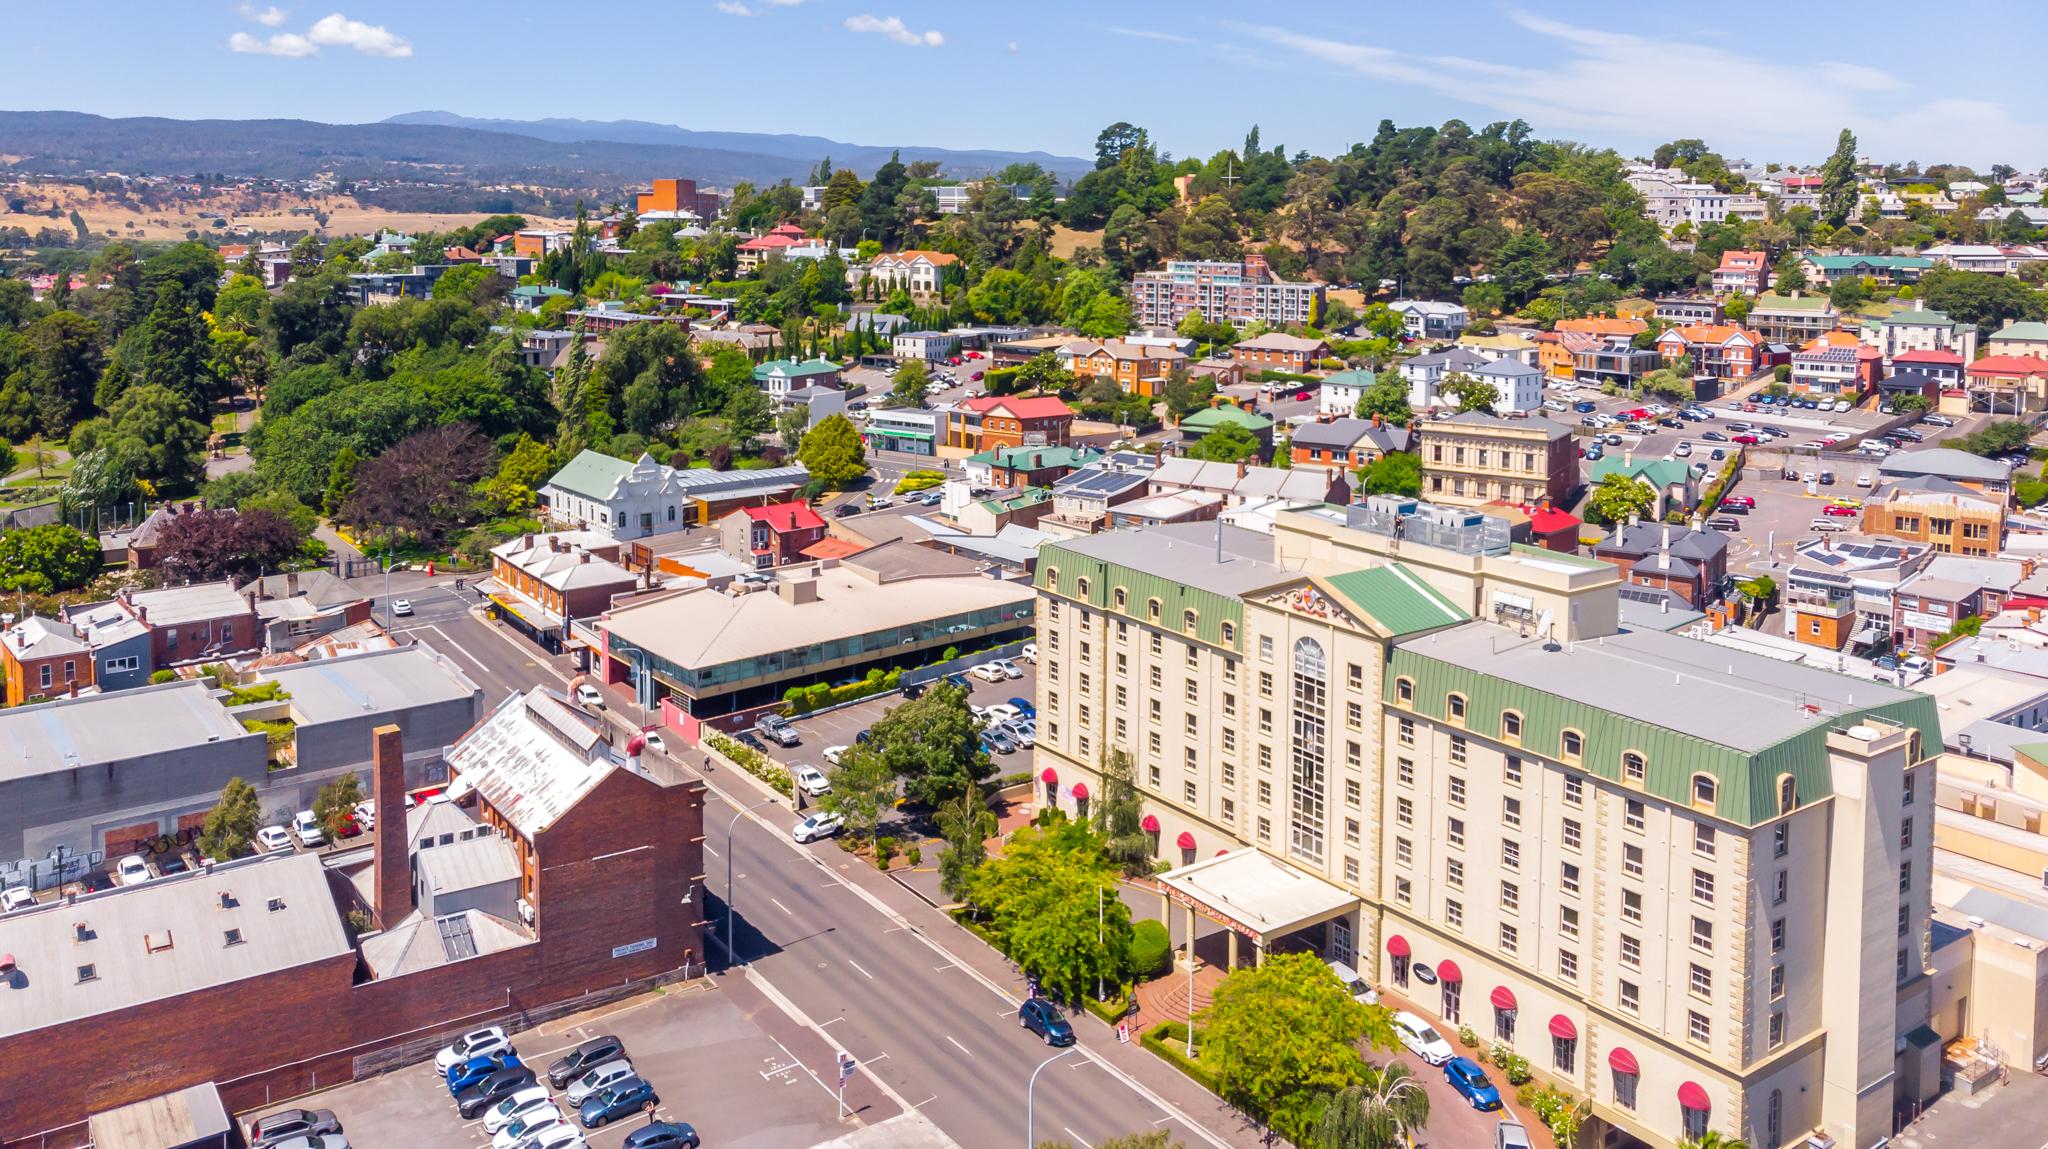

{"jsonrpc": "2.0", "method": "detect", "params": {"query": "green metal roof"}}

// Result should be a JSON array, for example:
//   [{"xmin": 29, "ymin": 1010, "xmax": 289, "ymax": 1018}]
[
  {"xmin": 1323, "ymin": 369, "xmax": 1379, "ymax": 388},
  {"xmin": 1590, "ymin": 457, "xmax": 1693, "ymax": 489},
  {"xmin": 966, "ymin": 445, "xmax": 1099, "ymax": 470},
  {"xmin": 1180, "ymin": 406, "xmax": 1276, "ymax": 433},
  {"xmin": 1034, "ymin": 538, "xmax": 1251, "ymax": 650},
  {"xmin": 1990, "ymin": 321, "xmax": 2048, "ymax": 343},
  {"xmin": 544, "ymin": 449, "xmax": 635, "ymax": 500},
  {"xmin": 1883, "ymin": 308, "xmax": 1958, "ymax": 327},
  {"xmin": 977, "ymin": 487, "xmax": 1053, "ymax": 514},
  {"xmin": 753, "ymin": 358, "xmax": 843, "ymax": 379},
  {"xmin": 1753, "ymin": 294, "xmax": 1833, "ymax": 311},
  {"xmin": 1322, "ymin": 565, "xmax": 1469, "ymax": 637},
  {"xmin": 1804, "ymin": 255, "xmax": 1933, "ymax": 271}
]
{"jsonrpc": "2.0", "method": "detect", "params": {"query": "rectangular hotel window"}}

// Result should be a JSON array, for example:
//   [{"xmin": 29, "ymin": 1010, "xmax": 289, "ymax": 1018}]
[
  {"xmin": 1503, "ymin": 797, "xmax": 1522, "ymax": 828},
  {"xmin": 1395, "ymin": 877, "xmax": 1412, "ymax": 904},
  {"xmin": 1344, "ymin": 856, "xmax": 1359, "ymax": 884},
  {"xmin": 1501, "ymin": 840, "xmax": 1520, "ymax": 870},
  {"xmin": 1396, "ymin": 837, "xmax": 1413, "ymax": 866},
  {"xmin": 1621, "ymin": 889, "xmax": 1642, "ymax": 923},
  {"xmin": 1447, "ymin": 817, "xmax": 1465, "ymax": 847},
  {"xmin": 1448, "ymin": 776, "xmax": 1466, "ymax": 806},
  {"xmin": 1560, "ymin": 862, "xmax": 1580, "ymax": 895},
  {"xmin": 1564, "ymin": 775, "xmax": 1583, "ymax": 805},
  {"xmin": 1624, "ymin": 799, "xmax": 1645, "ymax": 831},
  {"xmin": 1257, "ymin": 780, "xmax": 1272, "ymax": 806},
  {"xmin": 1447, "ymin": 858, "xmax": 1464, "ymax": 888},
  {"xmin": 1691, "ymin": 916, "xmax": 1713, "ymax": 953},
  {"xmin": 1499, "ymin": 923, "xmax": 1518, "ymax": 955},
  {"xmin": 1449, "ymin": 735, "xmax": 1467, "ymax": 765},
  {"xmin": 1347, "ymin": 701, "xmax": 1364, "ymax": 729},
  {"xmin": 1504, "ymin": 755, "xmax": 1522, "ymax": 785},
  {"xmin": 1184, "ymin": 780, "xmax": 1197, "ymax": 803},
  {"xmin": 1445, "ymin": 899, "xmax": 1463, "ymax": 929},
  {"xmin": 1619, "ymin": 934, "xmax": 1641, "ymax": 969},
  {"xmin": 1398, "ymin": 717, "xmax": 1414, "ymax": 746},
  {"xmin": 1396, "ymin": 798, "xmax": 1413, "ymax": 826},
  {"xmin": 1622, "ymin": 843, "xmax": 1644, "ymax": 877},
  {"xmin": 1560, "ymin": 906, "xmax": 1579, "ymax": 939},
  {"xmin": 1562, "ymin": 818, "xmax": 1582, "ymax": 851},
  {"xmin": 1257, "ymin": 817, "xmax": 1270, "ymax": 842},
  {"xmin": 1500, "ymin": 881, "xmax": 1519, "ymax": 912},
  {"xmin": 1772, "ymin": 918, "xmax": 1786, "ymax": 953},
  {"xmin": 1347, "ymin": 663, "xmax": 1363, "ymax": 690},
  {"xmin": 1618, "ymin": 980, "xmax": 1639, "ymax": 1014},
  {"xmin": 1346, "ymin": 779, "xmax": 1362, "ymax": 808}
]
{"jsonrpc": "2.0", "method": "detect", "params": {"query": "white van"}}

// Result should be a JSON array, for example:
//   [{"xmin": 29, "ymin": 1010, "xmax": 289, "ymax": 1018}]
[{"xmin": 1326, "ymin": 960, "xmax": 1380, "ymax": 1005}]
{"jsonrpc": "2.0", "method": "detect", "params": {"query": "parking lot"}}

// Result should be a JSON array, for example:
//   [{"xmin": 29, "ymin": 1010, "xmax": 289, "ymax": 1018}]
[{"xmin": 246, "ymin": 985, "xmax": 860, "ymax": 1149}]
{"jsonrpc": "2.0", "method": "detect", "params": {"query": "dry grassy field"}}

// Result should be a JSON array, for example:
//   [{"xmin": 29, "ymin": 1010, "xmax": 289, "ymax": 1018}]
[{"xmin": 1, "ymin": 183, "xmax": 565, "ymax": 243}]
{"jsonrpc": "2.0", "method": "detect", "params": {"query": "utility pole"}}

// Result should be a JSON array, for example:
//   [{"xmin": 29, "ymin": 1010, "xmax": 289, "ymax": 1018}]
[{"xmin": 724, "ymin": 798, "xmax": 778, "ymax": 965}]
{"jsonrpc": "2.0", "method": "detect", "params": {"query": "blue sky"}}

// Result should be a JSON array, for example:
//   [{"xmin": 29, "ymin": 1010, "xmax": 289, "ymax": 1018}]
[{"xmin": 3, "ymin": 1, "xmax": 2040, "ymax": 168}]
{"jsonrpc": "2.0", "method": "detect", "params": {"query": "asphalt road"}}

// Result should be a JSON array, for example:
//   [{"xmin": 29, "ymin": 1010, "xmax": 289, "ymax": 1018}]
[{"xmin": 376, "ymin": 590, "xmax": 1230, "ymax": 1149}]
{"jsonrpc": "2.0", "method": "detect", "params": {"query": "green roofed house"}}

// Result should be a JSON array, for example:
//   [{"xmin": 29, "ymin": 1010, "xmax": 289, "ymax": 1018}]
[
  {"xmin": 1589, "ymin": 454, "xmax": 1701, "ymax": 517},
  {"xmin": 510, "ymin": 284, "xmax": 572, "ymax": 313},
  {"xmin": 1177, "ymin": 405, "xmax": 1276, "ymax": 453},
  {"xmin": 954, "ymin": 485, "xmax": 1053, "ymax": 534},
  {"xmin": 1031, "ymin": 502, "xmax": 1943, "ymax": 1149},
  {"xmin": 752, "ymin": 357, "xmax": 844, "ymax": 397},
  {"xmin": 1747, "ymin": 292, "xmax": 1839, "ymax": 344},
  {"xmin": 1987, "ymin": 320, "xmax": 2048, "ymax": 360},
  {"xmin": 962, "ymin": 445, "xmax": 1101, "ymax": 490},
  {"xmin": 1797, "ymin": 252, "xmax": 1934, "ymax": 288}
]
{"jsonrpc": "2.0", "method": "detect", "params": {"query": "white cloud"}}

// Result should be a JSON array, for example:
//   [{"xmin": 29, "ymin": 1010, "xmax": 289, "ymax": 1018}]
[
  {"xmin": 716, "ymin": 1, "xmax": 750, "ymax": 12},
  {"xmin": 306, "ymin": 12, "xmax": 412, "ymax": 57},
  {"xmin": 1105, "ymin": 27, "xmax": 1194, "ymax": 45},
  {"xmin": 237, "ymin": 2, "xmax": 288, "ymax": 26},
  {"xmin": 228, "ymin": 30, "xmax": 317, "ymax": 56},
  {"xmin": 1231, "ymin": 12, "xmax": 1968, "ymax": 160},
  {"xmin": 1007, "ymin": 40, "xmax": 1019, "ymax": 54},
  {"xmin": 845, "ymin": 14, "xmax": 943, "ymax": 48}
]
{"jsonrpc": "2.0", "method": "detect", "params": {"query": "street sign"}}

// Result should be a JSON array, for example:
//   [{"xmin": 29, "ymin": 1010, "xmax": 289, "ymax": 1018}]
[
  {"xmin": 1116, "ymin": 1021, "xmax": 1130, "ymax": 1045},
  {"xmin": 838, "ymin": 1055, "xmax": 857, "ymax": 1086}
]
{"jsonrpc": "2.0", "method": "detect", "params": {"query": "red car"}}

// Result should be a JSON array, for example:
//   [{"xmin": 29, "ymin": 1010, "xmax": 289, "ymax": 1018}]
[
  {"xmin": 1823, "ymin": 504, "xmax": 1858, "ymax": 517},
  {"xmin": 1722, "ymin": 495, "xmax": 1756, "ymax": 509},
  {"xmin": 1619, "ymin": 408, "xmax": 1649, "ymax": 421},
  {"xmin": 1732, "ymin": 434, "xmax": 1763, "ymax": 445}
]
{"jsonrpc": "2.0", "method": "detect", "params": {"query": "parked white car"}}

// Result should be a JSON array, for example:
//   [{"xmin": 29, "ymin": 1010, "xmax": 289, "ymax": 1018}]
[
  {"xmin": 821, "ymin": 746, "xmax": 849, "ymax": 766},
  {"xmin": 1393, "ymin": 1010, "xmax": 1456, "ymax": 1065},
  {"xmin": 574, "ymin": 683, "xmax": 605, "ymax": 709},
  {"xmin": 353, "ymin": 799, "xmax": 377, "ymax": 832},
  {"xmin": 483, "ymin": 1087, "xmax": 555, "ymax": 1134},
  {"xmin": 292, "ymin": 810, "xmax": 326, "ymax": 848},
  {"xmin": 0, "ymin": 885, "xmax": 32, "ymax": 912},
  {"xmin": 435, "ymin": 1026, "xmax": 511, "ymax": 1072},
  {"xmin": 257, "ymin": 825, "xmax": 294, "ymax": 852},
  {"xmin": 983, "ymin": 703, "xmax": 1022, "ymax": 726},
  {"xmin": 794, "ymin": 765, "xmax": 831, "ymax": 796},
  {"xmin": 991, "ymin": 658, "xmax": 1023, "ymax": 679},
  {"xmin": 492, "ymin": 1106, "xmax": 567, "ymax": 1149},
  {"xmin": 968, "ymin": 663, "xmax": 1007, "ymax": 683},
  {"xmin": 1019, "ymin": 642, "xmax": 1038, "ymax": 663},
  {"xmin": 791, "ymin": 813, "xmax": 844, "ymax": 844},
  {"xmin": 116, "ymin": 854, "xmax": 152, "ymax": 886}
]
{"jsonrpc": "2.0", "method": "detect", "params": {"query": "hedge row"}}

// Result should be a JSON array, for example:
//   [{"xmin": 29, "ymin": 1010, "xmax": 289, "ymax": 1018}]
[
  {"xmin": 1080, "ymin": 992, "xmax": 1133, "ymax": 1027},
  {"xmin": 1255, "ymin": 369, "xmax": 1320, "ymax": 384},
  {"xmin": 782, "ymin": 668, "xmax": 904, "ymax": 716},
  {"xmin": 1140, "ymin": 1022, "xmax": 1221, "ymax": 1094},
  {"xmin": 706, "ymin": 731, "xmax": 793, "ymax": 797}
]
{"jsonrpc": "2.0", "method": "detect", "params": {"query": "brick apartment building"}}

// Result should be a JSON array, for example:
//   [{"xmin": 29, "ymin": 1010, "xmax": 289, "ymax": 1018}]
[
  {"xmin": 1860, "ymin": 483, "xmax": 2005, "ymax": 557},
  {"xmin": 944, "ymin": 394, "xmax": 1077, "ymax": 451},
  {"xmin": 1060, "ymin": 340, "xmax": 1185, "ymax": 397},
  {"xmin": 0, "ymin": 698, "xmax": 705, "ymax": 1143},
  {"xmin": 718, "ymin": 501, "xmax": 828, "ymax": 568},
  {"xmin": 1127, "ymin": 254, "xmax": 1325, "ymax": 330},
  {"xmin": 1592, "ymin": 521, "xmax": 1731, "ymax": 608},
  {"xmin": 1231, "ymin": 332, "xmax": 1330, "ymax": 373},
  {"xmin": 1655, "ymin": 324, "xmax": 1763, "ymax": 383},
  {"xmin": 488, "ymin": 531, "xmax": 638, "ymax": 637},
  {"xmin": 0, "ymin": 616, "xmax": 92, "ymax": 706},
  {"xmin": 635, "ymin": 177, "xmax": 722, "ymax": 220},
  {"xmin": 1712, "ymin": 250, "xmax": 1770, "ymax": 294},
  {"xmin": 63, "ymin": 582, "xmax": 261, "ymax": 686}
]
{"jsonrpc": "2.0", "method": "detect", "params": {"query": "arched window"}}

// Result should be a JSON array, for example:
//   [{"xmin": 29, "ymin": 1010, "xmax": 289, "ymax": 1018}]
[
  {"xmin": 1909, "ymin": 730, "xmax": 1924, "ymax": 762},
  {"xmin": 1447, "ymin": 692, "xmax": 1468, "ymax": 721},
  {"xmin": 1622, "ymin": 751, "xmax": 1646, "ymax": 784},
  {"xmin": 1288, "ymin": 638, "xmax": 1330, "ymax": 863},
  {"xmin": 1501, "ymin": 710, "xmax": 1524, "ymax": 741},
  {"xmin": 1147, "ymin": 598, "xmax": 1163, "ymax": 622},
  {"xmin": 1076, "ymin": 577, "xmax": 1090, "ymax": 597},
  {"xmin": 1395, "ymin": 677, "xmax": 1414, "ymax": 705},
  {"xmin": 1220, "ymin": 621, "xmax": 1236, "ymax": 648},
  {"xmin": 1113, "ymin": 587, "xmax": 1128, "ymax": 609},
  {"xmin": 1183, "ymin": 608, "xmax": 1198, "ymax": 634},
  {"xmin": 1561, "ymin": 730, "xmax": 1584, "ymax": 760},
  {"xmin": 1692, "ymin": 773, "xmax": 1718, "ymax": 809},
  {"xmin": 1778, "ymin": 775, "xmax": 1798, "ymax": 814},
  {"xmin": 1046, "ymin": 567, "xmax": 1060, "ymax": 593}
]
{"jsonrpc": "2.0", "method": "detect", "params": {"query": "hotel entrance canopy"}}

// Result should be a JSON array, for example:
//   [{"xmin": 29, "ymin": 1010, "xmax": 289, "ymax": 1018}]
[{"xmin": 1157, "ymin": 848, "xmax": 1360, "ymax": 964}]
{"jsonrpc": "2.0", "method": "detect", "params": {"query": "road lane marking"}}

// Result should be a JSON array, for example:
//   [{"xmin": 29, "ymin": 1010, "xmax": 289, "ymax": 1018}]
[
  {"xmin": 770, "ymin": 896, "xmax": 793, "ymax": 916},
  {"xmin": 1064, "ymin": 1128, "xmax": 1092, "ymax": 1148},
  {"xmin": 703, "ymin": 843, "xmax": 720, "ymax": 858},
  {"xmin": 944, "ymin": 1034, "xmax": 974, "ymax": 1058},
  {"xmin": 932, "ymin": 962, "xmax": 955, "ymax": 971},
  {"xmin": 817, "ymin": 1016, "xmax": 844, "ymax": 1027},
  {"xmin": 911, "ymin": 1095, "xmax": 938, "ymax": 1110},
  {"xmin": 846, "ymin": 958, "xmax": 875, "ymax": 980}
]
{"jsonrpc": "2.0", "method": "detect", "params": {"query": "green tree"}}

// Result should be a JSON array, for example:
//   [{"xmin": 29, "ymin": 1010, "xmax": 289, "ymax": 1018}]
[
  {"xmin": 133, "ymin": 281, "xmax": 219, "ymax": 414},
  {"xmin": 322, "ymin": 445, "xmax": 361, "ymax": 518},
  {"xmin": 1200, "ymin": 952, "xmax": 1395, "ymax": 1141},
  {"xmin": 1828, "ymin": 275, "xmax": 1868, "ymax": 311},
  {"xmin": 1311, "ymin": 1063, "xmax": 1432, "ymax": 1149},
  {"xmin": 1818, "ymin": 129, "xmax": 1861, "ymax": 227},
  {"xmin": 796, "ymin": 413, "xmax": 868, "ymax": 489},
  {"xmin": 1352, "ymin": 377, "xmax": 1412, "ymax": 427},
  {"xmin": 312, "ymin": 771, "xmax": 365, "ymax": 840},
  {"xmin": 1014, "ymin": 352, "xmax": 1074, "ymax": 395},
  {"xmin": 822, "ymin": 743, "xmax": 896, "ymax": 852},
  {"xmin": 1460, "ymin": 282, "xmax": 1506, "ymax": 318},
  {"xmin": 430, "ymin": 263, "xmax": 495, "ymax": 304},
  {"xmin": 1161, "ymin": 370, "xmax": 1216, "ymax": 421},
  {"xmin": 196, "ymin": 776, "xmax": 263, "ymax": 862},
  {"xmin": 867, "ymin": 681, "xmax": 993, "ymax": 806},
  {"xmin": 1438, "ymin": 373, "xmax": 1499, "ymax": 415},
  {"xmin": 1585, "ymin": 473, "xmax": 1658, "ymax": 524},
  {"xmin": 1092, "ymin": 748, "xmax": 1153, "ymax": 876},
  {"xmin": 1737, "ymin": 574, "xmax": 1778, "ymax": 605},
  {"xmin": 1076, "ymin": 293, "xmax": 1133, "ymax": 338},
  {"xmin": 964, "ymin": 823, "xmax": 1131, "ymax": 1004},
  {"xmin": 69, "ymin": 383, "xmax": 209, "ymax": 495},
  {"xmin": 1185, "ymin": 421, "xmax": 1261, "ymax": 463},
  {"xmin": 723, "ymin": 385, "xmax": 774, "ymax": 450},
  {"xmin": 1357, "ymin": 451, "xmax": 1422, "ymax": 497},
  {"xmin": 890, "ymin": 359, "xmax": 931, "ymax": 408},
  {"xmin": 1774, "ymin": 253, "xmax": 1808, "ymax": 293},
  {"xmin": 1677, "ymin": 1134, "xmax": 1750, "ymax": 1149},
  {"xmin": 25, "ymin": 311, "xmax": 103, "ymax": 433},
  {"xmin": 1955, "ymin": 418, "xmax": 2035, "ymax": 456},
  {"xmin": 937, "ymin": 789, "xmax": 996, "ymax": 902},
  {"xmin": 0, "ymin": 524, "xmax": 101, "ymax": 594}
]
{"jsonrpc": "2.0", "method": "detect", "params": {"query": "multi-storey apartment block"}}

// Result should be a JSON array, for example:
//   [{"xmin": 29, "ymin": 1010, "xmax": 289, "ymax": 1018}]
[
  {"xmin": 1127, "ymin": 254, "xmax": 1324, "ymax": 331},
  {"xmin": 1032, "ymin": 500, "xmax": 1942, "ymax": 1149}
]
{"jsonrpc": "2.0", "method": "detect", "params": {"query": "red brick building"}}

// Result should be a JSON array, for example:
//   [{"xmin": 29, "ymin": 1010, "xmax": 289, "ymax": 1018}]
[
  {"xmin": 944, "ymin": 394, "xmax": 1076, "ymax": 451},
  {"xmin": 0, "ymin": 700, "xmax": 705, "ymax": 1143},
  {"xmin": 1231, "ymin": 332, "xmax": 1330, "ymax": 373},
  {"xmin": 0, "ymin": 616, "xmax": 92, "ymax": 706},
  {"xmin": 718, "ymin": 502, "xmax": 828, "ymax": 568},
  {"xmin": 1654, "ymin": 323, "xmax": 1762, "ymax": 383}
]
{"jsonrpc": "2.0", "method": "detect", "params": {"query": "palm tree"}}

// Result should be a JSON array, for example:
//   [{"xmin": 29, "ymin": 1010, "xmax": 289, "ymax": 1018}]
[
  {"xmin": 1312, "ymin": 1062, "xmax": 1430, "ymax": 1149},
  {"xmin": 1679, "ymin": 1133, "xmax": 1749, "ymax": 1149}
]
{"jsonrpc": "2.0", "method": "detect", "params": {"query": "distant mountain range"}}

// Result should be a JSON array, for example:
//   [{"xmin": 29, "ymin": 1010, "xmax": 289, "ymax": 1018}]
[
  {"xmin": 0, "ymin": 110, "xmax": 1088, "ymax": 191},
  {"xmin": 382, "ymin": 111, "xmax": 1091, "ymax": 179}
]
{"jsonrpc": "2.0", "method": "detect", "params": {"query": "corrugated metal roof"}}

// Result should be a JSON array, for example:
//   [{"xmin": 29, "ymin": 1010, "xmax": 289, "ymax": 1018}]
[
  {"xmin": 417, "ymin": 832, "xmax": 520, "ymax": 895},
  {"xmin": 444, "ymin": 690, "xmax": 612, "ymax": 837},
  {"xmin": 1322, "ymin": 565, "xmax": 1470, "ymax": 637}
]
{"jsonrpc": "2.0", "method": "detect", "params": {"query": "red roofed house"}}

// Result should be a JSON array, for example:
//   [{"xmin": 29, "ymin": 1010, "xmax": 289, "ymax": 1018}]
[
  {"xmin": 1965, "ymin": 354, "xmax": 2048, "ymax": 416},
  {"xmin": 1655, "ymin": 323, "xmax": 1762, "ymax": 383},
  {"xmin": 869, "ymin": 250, "xmax": 960, "ymax": 296},
  {"xmin": 1712, "ymin": 250, "xmax": 1770, "ymax": 295},
  {"xmin": 944, "ymin": 394, "xmax": 1076, "ymax": 451},
  {"xmin": 1487, "ymin": 499, "xmax": 1584, "ymax": 553},
  {"xmin": 719, "ymin": 501, "xmax": 828, "ymax": 569},
  {"xmin": 737, "ymin": 229, "xmax": 810, "ymax": 273}
]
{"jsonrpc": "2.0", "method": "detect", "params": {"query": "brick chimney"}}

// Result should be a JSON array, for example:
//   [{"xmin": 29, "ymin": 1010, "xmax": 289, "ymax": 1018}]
[{"xmin": 371, "ymin": 725, "xmax": 409, "ymax": 929}]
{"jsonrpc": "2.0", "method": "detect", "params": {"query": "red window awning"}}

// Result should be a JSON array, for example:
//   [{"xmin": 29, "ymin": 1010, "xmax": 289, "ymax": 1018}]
[
  {"xmin": 1548, "ymin": 1014, "xmax": 1578, "ymax": 1040},
  {"xmin": 1175, "ymin": 831, "xmax": 1196, "ymax": 850},
  {"xmin": 1435, "ymin": 959, "xmax": 1462, "ymax": 983},
  {"xmin": 1678, "ymin": 1081, "xmax": 1711, "ymax": 1112},
  {"xmin": 1490, "ymin": 986, "xmax": 1517, "ymax": 1011},
  {"xmin": 1039, "ymin": 767, "xmax": 1057, "ymax": 784},
  {"xmin": 1071, "ymin": 782, "xmax": 1089, "ymax": 800},
  {"xmin": 1141, "ymin": 814, "xmax": 1160, "ymax": 833},
  {"xmin": 1607, "ymin": 1047, "xmax": 1640, "ymax": 1076},
  {"xmin": 1386, "ymin": 934, "xmax": 1410, "ymax": 958}
]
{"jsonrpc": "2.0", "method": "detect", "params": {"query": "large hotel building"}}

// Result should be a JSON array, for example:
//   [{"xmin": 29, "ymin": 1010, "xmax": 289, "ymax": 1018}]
[
  {"xmin": 1126, "ymin": 254, "xmax": 1325, "ymax": 331},
  {"xmin": 1032, "ymin": 498, "xmax": 1940, "ymax": 1149}
]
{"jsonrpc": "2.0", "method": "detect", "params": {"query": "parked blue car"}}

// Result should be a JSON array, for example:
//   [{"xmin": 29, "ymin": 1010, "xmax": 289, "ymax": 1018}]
[
  {"xmin": 449, "ymin": 1052, "xmax": 523, "ymax": 1094},
  {"xmin": 579, "ymin": 1076, "xmax": 660, "ymax": 1128},
  {"xmin": 1444, "ymin": 1056, "xmax": 1502, "ymax": 1111},
  {"xmin": 1007, "ymin": 697, "xmax": 1036, "ymax": 718}
]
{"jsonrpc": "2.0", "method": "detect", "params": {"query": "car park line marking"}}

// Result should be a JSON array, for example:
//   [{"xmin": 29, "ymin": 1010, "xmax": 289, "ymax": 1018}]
[
  {"xmin": 702, "ymin": 843, "xmax": 719, "ymax": 858},
  {"xmin": 845, "ymin": 958, "xmax": 875, "ymax": 980},
  {"xmin": 818, "ymin": 1016, "xmax": 845, "ymax": 1027},
  {"xmin": 944, "ymin": 1034, "xmax": 975, "ymax": 1058},
  {"xmin": 1064, "ymin": 1128, "xmax": 1093, "ymax": 1148},
  {"xmin": 770, "ymin": 896, "xmax": 793, "ymax": 916},
  {"xmin": 912, "ymin": 1094, "xmax": 939, "ymax": 1110}
]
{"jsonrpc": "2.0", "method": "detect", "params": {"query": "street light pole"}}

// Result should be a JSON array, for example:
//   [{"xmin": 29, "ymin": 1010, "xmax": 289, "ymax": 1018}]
[
  {"xmin": 1097, "ymin": 885, "xmax": 1105, "ymax": 1003},
  {"xmin": 724, "ymin": 797, "xmax": 778, "ymax": 966},
  {"xmin": 1024, "ymin": 1047, "xmax": 1077, "ymax": 1149},
  {"xmin": 1186, "ymin": 946, "xmax": 1196, "ymax": 1059}
]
